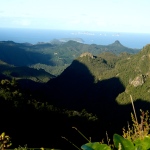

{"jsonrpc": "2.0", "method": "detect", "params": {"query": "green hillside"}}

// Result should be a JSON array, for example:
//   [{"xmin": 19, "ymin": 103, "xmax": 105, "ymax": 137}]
[
  {"xmin": 43, "ymin": 44, "xmax": 150, "ymax": 115},
  {"xmin": 0, "ymin": 40, "xmax": 140, "ymax": 76},
  {"xmin": 0, "ymin": 40, "xmax": 149, "ymax": 150},
  {"xmin": 73, "ymin": 44, "xmax": 150, "ymax": 105},
  {"xmin": 115, "ymin": 44, "xmax": 150, "ymax": 104},
  {"xmin": 0, "ymin": 60, "xmax": 54, "ymax": 83}
]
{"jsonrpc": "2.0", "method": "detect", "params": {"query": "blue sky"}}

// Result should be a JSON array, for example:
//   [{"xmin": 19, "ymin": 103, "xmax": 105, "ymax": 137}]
[{"xmin": 0, "ymin": 0, "xmax": 150, "ymax": 33}]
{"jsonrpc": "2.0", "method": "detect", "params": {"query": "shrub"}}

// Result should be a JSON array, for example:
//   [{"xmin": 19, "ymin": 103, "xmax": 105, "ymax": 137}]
[
  {"xmin": 0, "ymin": 132, "xmax": 12, "ymax": 150},
  {"xmin": 81, "ymin": 96, "xmax": 150, "ymax": 150}
]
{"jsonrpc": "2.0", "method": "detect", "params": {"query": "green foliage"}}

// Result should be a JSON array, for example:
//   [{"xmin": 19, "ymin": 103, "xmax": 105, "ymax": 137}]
[
  {"xmin": 0, "ymin": 62, "xmax": 54, "ymax": 83},
  {"xmin": 0, "ymin": 78, "xmax": 98, "ymax": 121},
  {"xmin": 29, "ymin": 63, "xmax": 68, "ymax": 76},
  {"xmin": 134, "ymin": 137, "xmax": 150, "ymax": 150},
  {"xmin": 81, "ymin": 142, "xmax": 111, "ymax": 150},
  {"xmin": 113, "ymin": 134, "xmax": 135, "ymax": 150},
  {"xmin": 81, "ymin": 109, "xmax": 150, "ymax": 150},
  {"xmin": 0, "ymin": 79, "xmax": 25, "ymax": 107},
  {"xmin": 0, "ymin": 132, "xmax": 12, "ymax": 150},
  {"xmin": 122, "ymin": 110, "xmax": 150, "ymax": 141},
  {"xmin": 75, "ymin": 53, "xmax": 118, "ymax": 82},
  {"xmin": 81, "ymin": 135, "xmax": 135, "ymax": 150},
  {"xmin": 0, "ymin": 79, "xmax": 20, "ymax": 99},
  {"xmin": 14, "ymin": 144, "xmax": 28, "ymax": 150}
]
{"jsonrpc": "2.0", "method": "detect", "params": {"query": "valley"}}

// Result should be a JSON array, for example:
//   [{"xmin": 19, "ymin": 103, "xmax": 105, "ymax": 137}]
[{"xmin": 1, "ymin": 40, "xmax": 150, "ymax": 150}]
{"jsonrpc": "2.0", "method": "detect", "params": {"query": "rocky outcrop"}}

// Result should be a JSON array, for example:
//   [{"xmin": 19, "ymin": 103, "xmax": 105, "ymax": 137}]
[
  {"xmin": 80, "ymin": 52, "xmax": 93, "ymax": 58},
  {"xmin": 130, "ymin": 74, "xmax": 144, "ymax": 87}
]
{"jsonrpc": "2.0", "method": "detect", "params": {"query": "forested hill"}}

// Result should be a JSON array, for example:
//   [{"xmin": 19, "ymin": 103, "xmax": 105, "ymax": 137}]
[
  {"xmin": 0, "ymin": 40, "xmax": 141, "ymax": 76},
  {"xmin": 45, "ymin": 44, "xmax": 150, "ymax": 117},
  {"xmin": 0, "ymin": 40, "xmax": 149, "ymax": 149},
  {"xmin": 34, "ymin": 45, "xmax": 150, "ymax": 149}
]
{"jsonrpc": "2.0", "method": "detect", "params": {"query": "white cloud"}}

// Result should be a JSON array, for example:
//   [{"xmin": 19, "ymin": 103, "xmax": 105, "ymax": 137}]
[
  {"xmin": 70, "ymin": 19, "xmax": 81, "ymax": 25},
  {"xmin": 12, "ymin": 19, "xmax": 31, "ymax": 27},
  {"xmin": 20, "ymin": 20, "xmax": 31, "ymax": 26}
]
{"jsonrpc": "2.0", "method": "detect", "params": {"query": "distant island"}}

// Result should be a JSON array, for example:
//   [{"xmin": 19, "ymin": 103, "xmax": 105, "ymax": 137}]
[
  {"xmin": 57, "ymin": 38, "xmax": 84, "ymax": 43},
  {"xmin": 37, "ymin": 38, "xmax": 85, "ymax": 45}
]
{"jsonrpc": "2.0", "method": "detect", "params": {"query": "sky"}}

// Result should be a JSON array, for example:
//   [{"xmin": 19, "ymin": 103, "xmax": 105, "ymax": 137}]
[{"xmin": 0, "ymin": 0, "xmax": 150, "ymax": 33}]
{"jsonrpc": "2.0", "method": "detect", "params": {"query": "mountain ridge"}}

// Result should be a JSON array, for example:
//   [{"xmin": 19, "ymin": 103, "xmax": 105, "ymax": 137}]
[
  {"xmin": 0, "ymin": 41, "xmax": 149, "ymax": 149},
  {"xmin": 0, "ymin": 40, "xmax": 141, "ymax": 76},
  {"xmin": 44, "ymin": 44, "xmax": 150, "ymax": 111}
]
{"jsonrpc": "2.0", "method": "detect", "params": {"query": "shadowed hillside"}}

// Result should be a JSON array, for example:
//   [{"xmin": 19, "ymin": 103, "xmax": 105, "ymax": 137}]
[
  {"xmin": 0, "ymin": 60, "xmax": 55, "ymax": 83},
  {"xmin": 43, "ymin": 47, "xmax": 150, "ymax": 145},
  {"xmin": 0, "ymin": 41, "xmax": 54, "ymax": 66}
]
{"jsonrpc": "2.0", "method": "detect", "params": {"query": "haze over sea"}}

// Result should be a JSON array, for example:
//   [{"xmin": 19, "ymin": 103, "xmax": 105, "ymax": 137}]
[{"xmin": 0, "ymin": 28, "xmax": 150, "ymax": 49}]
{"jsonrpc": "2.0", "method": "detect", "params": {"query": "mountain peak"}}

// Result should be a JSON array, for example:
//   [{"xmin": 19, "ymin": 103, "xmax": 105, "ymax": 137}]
[
  {"xmin": 108, "ymin": 40, "xmax": 123, "ymax": 47},
  {"xmin": 114, "ymin": 40, "xmax": 121, "ymax": 44}
]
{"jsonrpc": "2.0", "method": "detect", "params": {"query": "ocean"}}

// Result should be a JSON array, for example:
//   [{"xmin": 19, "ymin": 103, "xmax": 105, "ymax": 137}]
[{"xmin": 0, "ymin": 28, "xmax": 150, "ymax": 49}]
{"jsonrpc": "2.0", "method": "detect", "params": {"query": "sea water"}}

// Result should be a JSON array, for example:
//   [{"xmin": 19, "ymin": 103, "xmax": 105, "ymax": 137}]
[{"xmin": 0, "ymin": 28, "xmax": 150, "ymax": 49}]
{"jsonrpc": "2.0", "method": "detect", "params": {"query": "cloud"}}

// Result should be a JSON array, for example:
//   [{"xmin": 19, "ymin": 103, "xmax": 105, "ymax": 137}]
[
  {"xmin": 94, "ymin": 19, "xmax": 105, "ymax": 26},
  {"xmin": 12, "ymin": 19, "xmax": 31, "ymax": 26},
  {"xmin": 20, "ymin": 20, "xmax": 31, "ymax": 26},
  {"xmin": 80, "ymin": 13, "xmax": 88, "ymax": 16},
  {"xmin": 69, "ymin": 19, "xmax": 81, "ymax": 25},
  {"xmin": 0, "ymin": 10, "xmax": 5, "ymax": 17}
]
